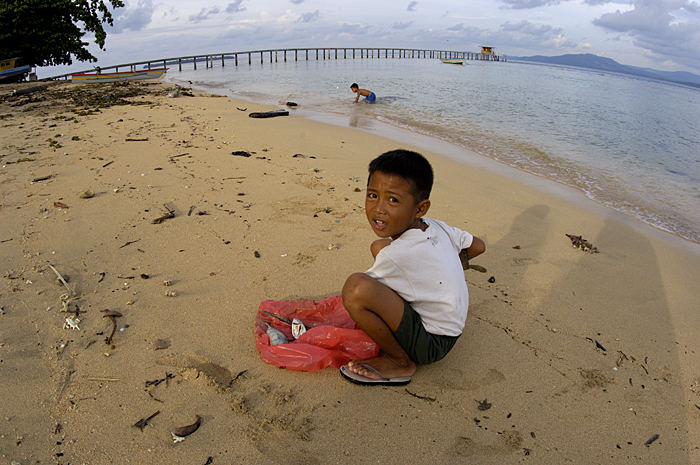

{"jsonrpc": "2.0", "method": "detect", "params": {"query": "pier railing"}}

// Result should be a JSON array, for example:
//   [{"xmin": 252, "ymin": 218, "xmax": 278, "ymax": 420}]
[{"xmin": 44, "ymin": 47, "xmax": 507, "ymax": 81}]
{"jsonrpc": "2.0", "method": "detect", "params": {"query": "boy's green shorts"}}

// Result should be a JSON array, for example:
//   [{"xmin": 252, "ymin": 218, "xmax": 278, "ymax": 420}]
[{"xmin": 393, "ymin": 300, "xmax": 460, "ymax": 365}]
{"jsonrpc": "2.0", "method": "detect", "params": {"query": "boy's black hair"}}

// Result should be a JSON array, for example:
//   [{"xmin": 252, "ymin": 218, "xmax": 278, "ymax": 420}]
[
  {"xmin": 350, "ymin": 83, "xmax": 358, "ymax": 89},
  {"xmin": 368, "ymin": 149, "xmax": 433, "ymax": 202}
]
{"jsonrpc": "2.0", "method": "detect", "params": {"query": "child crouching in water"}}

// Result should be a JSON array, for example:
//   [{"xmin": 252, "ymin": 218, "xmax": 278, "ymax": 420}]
[
  {"xmin": 350, "ymin": 83, "xmax": 376, "ymax": 103},
  {"xmin": 341, "ymin": 149, "xmax": 485, "ymax": 385}
]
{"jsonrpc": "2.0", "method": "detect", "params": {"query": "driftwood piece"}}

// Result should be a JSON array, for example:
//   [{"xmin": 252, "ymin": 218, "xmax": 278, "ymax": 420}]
[
  {"xmin": 48, "ymin": 264, "xmax": 75, "ymax": 295},
  {"xmin": 152, "ymin": 203, "xmax": 176, "ymax": 224}
]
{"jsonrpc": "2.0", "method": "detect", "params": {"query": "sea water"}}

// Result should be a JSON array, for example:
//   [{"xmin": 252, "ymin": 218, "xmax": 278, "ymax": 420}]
[{"xmin": 166, "ymin": 57, "xmax": 700, "ymax": 244}]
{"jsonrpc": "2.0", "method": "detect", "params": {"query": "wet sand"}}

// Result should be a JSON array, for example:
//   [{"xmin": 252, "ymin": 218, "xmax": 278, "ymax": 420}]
[{"xmin": 1, "ymin": 80, "xmax": 698, "ymax": 464}]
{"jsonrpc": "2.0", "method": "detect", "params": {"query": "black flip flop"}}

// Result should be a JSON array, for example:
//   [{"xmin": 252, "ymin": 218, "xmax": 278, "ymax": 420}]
[{"xmin": 340, "ymin": 364, "xmax": 411, "ymax": 386}]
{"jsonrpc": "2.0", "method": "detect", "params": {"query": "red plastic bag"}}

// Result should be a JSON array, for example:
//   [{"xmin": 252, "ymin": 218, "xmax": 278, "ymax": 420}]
[{"xmin": 255, "ymin": 295, "xmax": 379, "ymax": 371}]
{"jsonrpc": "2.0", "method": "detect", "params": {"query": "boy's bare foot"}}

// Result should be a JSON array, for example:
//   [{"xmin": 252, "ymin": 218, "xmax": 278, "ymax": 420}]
[{"xmin": 347, "ymin": 355, "xmax": 416, "ymax": 381}]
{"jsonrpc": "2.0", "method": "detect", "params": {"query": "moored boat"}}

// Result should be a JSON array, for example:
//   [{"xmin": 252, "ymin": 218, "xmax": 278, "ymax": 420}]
[
  {"xmin": 71, "ymin": 67, "xmax": 167, "ymax": 83},
  {"xmin": 440, "ymin": 58, "xmax": 464, "ymax": 65},
  {"xmin": 0, "ymin": 57, "xmax": 31, "ymax": 82}
]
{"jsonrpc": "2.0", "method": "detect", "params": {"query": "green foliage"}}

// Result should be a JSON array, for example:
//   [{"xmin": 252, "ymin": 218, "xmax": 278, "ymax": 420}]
[{"xmin": 0, "ymin": 0, "xmax": 125, "ymax": 67}]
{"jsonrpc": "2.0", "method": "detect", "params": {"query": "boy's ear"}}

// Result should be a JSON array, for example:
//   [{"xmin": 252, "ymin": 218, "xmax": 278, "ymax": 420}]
[{"xmin": 415, "ymin": 199, "xmax": 430, "ymax": 218}]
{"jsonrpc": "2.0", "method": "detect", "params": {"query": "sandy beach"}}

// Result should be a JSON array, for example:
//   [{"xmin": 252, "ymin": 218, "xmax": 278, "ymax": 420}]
[{"xmin": 1, "ymin": 80, "xmax": 698, "ymax": 464}]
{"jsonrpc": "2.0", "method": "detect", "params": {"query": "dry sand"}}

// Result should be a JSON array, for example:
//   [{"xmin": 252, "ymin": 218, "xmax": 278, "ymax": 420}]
[{"xmin": 0, "ymin": 80, "xmax": 698, "ymax": 464}]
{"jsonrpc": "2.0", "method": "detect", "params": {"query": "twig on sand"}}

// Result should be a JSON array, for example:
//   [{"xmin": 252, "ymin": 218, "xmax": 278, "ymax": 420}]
[
  {"xmin": 152, "ymin": 203, "xmax": 176, "ymax": 224},
  {"xmin": 405, "ymin": 389, "xmax": 436, "ymax": 401},
  {"xmin": 133, "ymin": 410, "xmax": 161, "ymax": 431},
  {"xmin": 102, "ymin": 310, "xmax": 123, "ymax": 345},
  {"xmin": 48, "ymin": 263, "xmax": 75, "ymax": 295}
]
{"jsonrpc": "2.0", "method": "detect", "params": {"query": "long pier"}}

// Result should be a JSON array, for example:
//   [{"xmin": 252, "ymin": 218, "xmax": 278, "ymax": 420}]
[{"xmin": 45, "ymin": 47, "xmax": 506, "ymax": 80}]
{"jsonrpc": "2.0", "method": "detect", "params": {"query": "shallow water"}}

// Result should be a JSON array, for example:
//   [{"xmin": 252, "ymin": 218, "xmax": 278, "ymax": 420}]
[{"xmin": 167, "ymin": 57, "xmax": 700, "ymax": 243}]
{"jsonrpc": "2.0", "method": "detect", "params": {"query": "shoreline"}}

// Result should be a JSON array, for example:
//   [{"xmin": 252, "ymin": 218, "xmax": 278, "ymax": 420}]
[
  {"xmin": 168, "ymin": 75, "xmax": 700, "ymax": 250},
  {"xmin": 1, "ymin": 80, "xmax": 698, "ymax": 464},
  {"xmin": 300, "ymin": 107, "xmax": 700, "ymax": 254}
]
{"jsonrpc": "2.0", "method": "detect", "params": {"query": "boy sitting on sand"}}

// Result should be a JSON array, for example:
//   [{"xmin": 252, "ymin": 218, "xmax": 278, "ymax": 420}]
[
  {"xmin": 341, "ymin": 149, "xmax": 485, "ymax": 385},
  {"xmin": 350, "ymin": 83, "xmax": 376, "ymax": 103}
]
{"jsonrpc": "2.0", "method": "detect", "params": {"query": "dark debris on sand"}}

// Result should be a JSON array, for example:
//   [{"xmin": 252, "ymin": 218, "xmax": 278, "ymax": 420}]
[
  {"xmin": 0, "ymin": 81, "xmax": 186, "ymax": 113},
  {"xmin": 46, "ymin": 81, "xmax": 158, "ymax": 108}
]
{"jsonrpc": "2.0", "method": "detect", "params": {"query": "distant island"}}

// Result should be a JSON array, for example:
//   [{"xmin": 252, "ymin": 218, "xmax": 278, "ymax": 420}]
[{"xmin": 511, "ymin": 53, "xmax": 700, "ymax": 89}]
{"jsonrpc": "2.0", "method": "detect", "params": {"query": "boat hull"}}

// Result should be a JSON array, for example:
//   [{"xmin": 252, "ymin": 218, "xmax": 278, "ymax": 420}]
[
  {"xmin": 440, "ymin": 59, "xmax": 464, "ymax": 65},
  {"xmin": 0, "ymin": 65, "xmax": 31, "ymax": 83},
  {"xmin": 71, "ymin": 67, "xmax": 167, "ymax": 83}
]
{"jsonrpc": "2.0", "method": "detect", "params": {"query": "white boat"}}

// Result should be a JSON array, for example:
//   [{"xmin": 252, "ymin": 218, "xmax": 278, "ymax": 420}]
[{"xmin": 440, "ymin": 59, "xmax": 464, "ymax": 65}]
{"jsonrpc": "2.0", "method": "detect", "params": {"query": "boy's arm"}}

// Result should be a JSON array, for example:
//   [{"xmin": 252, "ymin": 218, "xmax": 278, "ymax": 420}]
[
  {"xmin": 371, "ymin": 238, "xmax": 391, "ymax": 258},
  {"xmin": 459, "ymin": 236, "xmax": 485, "ymax": 269}
]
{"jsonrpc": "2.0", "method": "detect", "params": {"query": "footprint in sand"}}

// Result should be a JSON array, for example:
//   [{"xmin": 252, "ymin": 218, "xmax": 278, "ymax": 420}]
[
  {"xmin": 435, "ymin": 368, "xmax": 505, "ymax": 391},
  {"xmin": 579, "ymin": 368, "xmax": 612, "ymax": 389},
  {"xmin": 448, "ymin": 430, "xmax": 524, "ymax": 457},
  {"xmin": 512, "ymin": 257, "xmax": 539, "ymax": 266},
  {"xmin": 157, "ymin": 352, "xmax": 234, "ymax": 389},
  {"xmin": 293, "ymin": 252, "xmax": 316, "ymax": 267}
]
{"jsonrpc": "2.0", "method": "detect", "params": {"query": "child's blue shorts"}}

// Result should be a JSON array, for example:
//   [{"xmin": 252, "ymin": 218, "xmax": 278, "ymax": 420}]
[
  {"xmin": 364, "ymin": 92, "xmax": 376, "ymax": 103},
  {"xmin": 393, "ymin": 300, "xmax": 459, "ymax": 365}
]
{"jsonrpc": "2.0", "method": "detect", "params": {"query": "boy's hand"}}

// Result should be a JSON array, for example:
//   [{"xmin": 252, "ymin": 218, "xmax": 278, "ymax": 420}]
[
  {"xmin": 461, "ymin": 237, "xmax": 486, "ymax": 270},
  {"xmin": 459, "ymin": 248, "xmax": 470, "ymax": 270}
]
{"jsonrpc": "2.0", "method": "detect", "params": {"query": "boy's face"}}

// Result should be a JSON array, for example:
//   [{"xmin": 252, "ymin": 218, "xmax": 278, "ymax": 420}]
[{"xmin": 365, "ymin": 170, "xmax": 430, "ymax": 240}]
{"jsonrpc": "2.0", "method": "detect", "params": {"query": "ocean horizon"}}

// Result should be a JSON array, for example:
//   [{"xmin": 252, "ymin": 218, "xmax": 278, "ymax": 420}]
[{"xmin": 165, "ymin": 57, "xmax": 700, "ymax": 244}]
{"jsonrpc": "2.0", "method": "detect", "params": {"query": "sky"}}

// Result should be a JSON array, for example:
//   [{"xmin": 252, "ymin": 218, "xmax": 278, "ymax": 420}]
[{"xmin": 40, "ymin": 0, "xmax": 700, "ymax": 77}]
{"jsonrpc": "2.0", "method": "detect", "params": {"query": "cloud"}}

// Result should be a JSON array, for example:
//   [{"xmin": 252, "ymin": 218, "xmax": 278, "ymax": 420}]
[
  {"xmin": 297, "ymin": 10, "xmax": 320, "ymax": 23},
  {"xmin": 110, "ymin": 0, "xmax": 155, "ymax": 33},
  {"xmin": 226, "ymin": 0, "xmax": 246, "ymax": 13},
  {"xmin": 185, "ymin": 0, "xmax": 245, "ymax": 22},
  {"xmin": 290, "ymin": 0, "xmax": 304, "ymax": 3},
  {"xmin": 501, "ymin": 19, "xmax": 560, "ymax": 35},
  {"xmin": 407, "ymin": 1, "xmax": 418, "ymax": 11},
  {"xmin": 500, "ymin": 0, "xmax": 562, "ymax": 9},
  {"xmin": 499, "ymin": 20, "xmax": 576, "ymax": 48},
  {"xmin": 337, "ymin": 23, "xmax": 371, "ymax": 36},
  {"xmin": 593, "ymin": 0, "xmax": 700, "ymax": 68},
  {"xmin": 447, "ymin": 23, "xmax": 465, "ymax": 31},
  {"xmin": 393, "ymin": 21, "xmax": 413, "ymax": 29},
  {"xmin": 593, "ymin": 1, "xmax": 695, "ymax": 33},
  {"xmin": 189, "ymin": 6, "xmax": 221, "ymax": 23},
  {"xmin": 583, "ymin": 0, "xmax": 631, "ymax": 4}
]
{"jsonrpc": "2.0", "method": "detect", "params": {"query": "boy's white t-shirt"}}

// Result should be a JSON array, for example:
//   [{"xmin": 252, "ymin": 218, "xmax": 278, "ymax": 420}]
[{"xmin": 365, "ymin": 217, "xmax": 474, "ymax": 337}]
